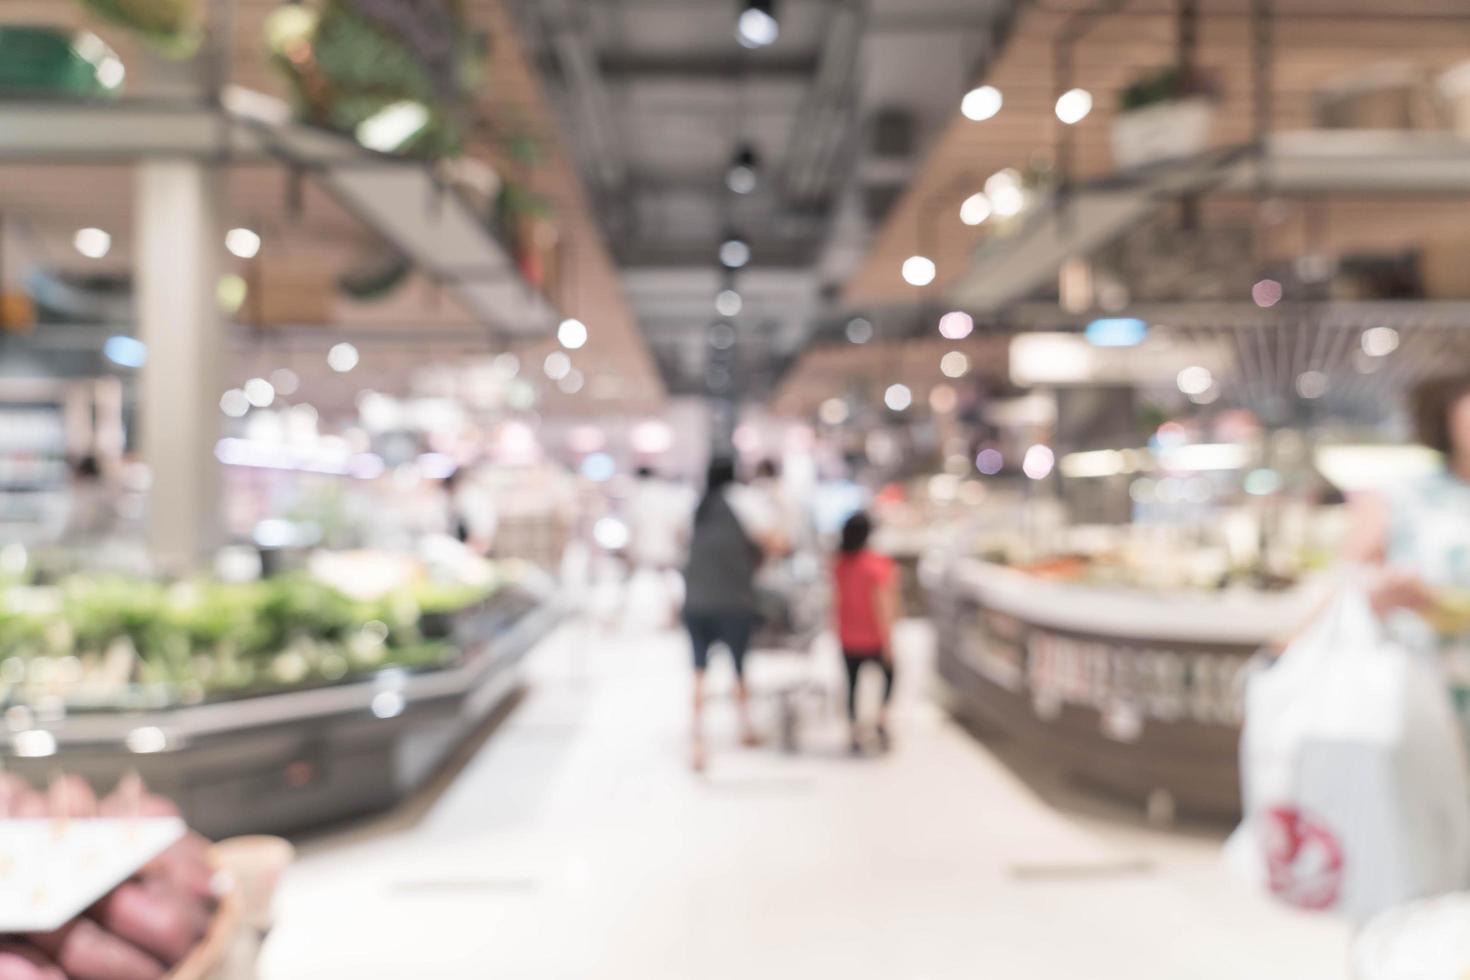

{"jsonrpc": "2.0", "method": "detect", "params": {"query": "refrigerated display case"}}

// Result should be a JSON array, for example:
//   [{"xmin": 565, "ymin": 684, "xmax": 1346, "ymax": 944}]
[{"xmin": 0, "ymin": 564, "xmax": 562, "ymax": 838}]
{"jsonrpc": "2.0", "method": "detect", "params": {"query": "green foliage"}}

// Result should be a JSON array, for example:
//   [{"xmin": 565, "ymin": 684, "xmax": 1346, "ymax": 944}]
[
  {"xmin": 268, "ymin": 0, "xmax": 482, "ymax": 160},
  {"xmin": 76, "ymin": 0, "xmax": 200, "ymax": 57},
  {"xmin": 0, "ymin": 27, "xmax": 116, "ymax": 98},
  {"xmin": 0, "ymin": 574, "xmax": 495, "ymax": 704},
  {"xmin": 1119, "ymin": 66, "xmax": 1222, "ymax": 113},
  {"xmin": 338, "ymin": 253, "xmax": 412, "ymax": 302}
]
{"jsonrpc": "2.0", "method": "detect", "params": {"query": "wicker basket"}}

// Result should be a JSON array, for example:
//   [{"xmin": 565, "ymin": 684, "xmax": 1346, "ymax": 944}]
[{"xmin": 165, "ymin": 884, "xmax": 241, "ymax": 980}]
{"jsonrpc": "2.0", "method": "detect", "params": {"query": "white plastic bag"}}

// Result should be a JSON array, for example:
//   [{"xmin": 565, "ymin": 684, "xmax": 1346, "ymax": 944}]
[{"xmin": 1229, "ymin": 589, "xmax": 1470, "ymax": 922}]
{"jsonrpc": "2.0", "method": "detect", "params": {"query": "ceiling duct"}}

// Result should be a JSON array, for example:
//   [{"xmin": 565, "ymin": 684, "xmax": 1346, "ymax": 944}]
[{"xmin": 869, "ymin": 106, "xmax": 916, "ymax": 160}]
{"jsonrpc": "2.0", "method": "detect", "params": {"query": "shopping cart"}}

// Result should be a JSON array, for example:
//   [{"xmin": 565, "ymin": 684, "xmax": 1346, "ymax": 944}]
[{"xmin": 750, "ymin": 553, "xmax": 831, "ymax": 753}]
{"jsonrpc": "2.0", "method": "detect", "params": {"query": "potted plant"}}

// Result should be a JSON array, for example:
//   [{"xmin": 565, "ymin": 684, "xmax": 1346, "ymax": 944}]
[{"xmin": 1112, "ymin": 67, "xmax": 1221, "ymax": 170}]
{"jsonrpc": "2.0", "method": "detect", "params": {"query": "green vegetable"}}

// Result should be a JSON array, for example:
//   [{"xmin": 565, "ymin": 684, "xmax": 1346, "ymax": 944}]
[{"xmin": 0, "ymin": 572, "xmax": 494, "ymax": 707}]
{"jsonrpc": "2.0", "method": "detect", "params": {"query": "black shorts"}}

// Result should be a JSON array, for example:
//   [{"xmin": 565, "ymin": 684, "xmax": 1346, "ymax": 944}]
[{"xmin": 684, "ymin": 611, "xmax": 755, "ymax": 677}]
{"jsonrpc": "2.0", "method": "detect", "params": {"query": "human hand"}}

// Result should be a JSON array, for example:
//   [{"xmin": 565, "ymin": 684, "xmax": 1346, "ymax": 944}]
[{"xmin": 1367, "ymin": 569, "xmax": 1437, "ymax": 618}]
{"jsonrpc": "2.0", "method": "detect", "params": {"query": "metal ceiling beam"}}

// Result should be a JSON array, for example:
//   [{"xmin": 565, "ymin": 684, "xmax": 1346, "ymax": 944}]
[
  {"xmin": 617, "ymin": 240, "xmax": 820, "ymax": 269},
  {"xmin": 781, "ymin": 0, "xmax": 870, "ymax": 205},
  {"xmin": 531, "ymin": 0, "xmax": 631, "ymax": 220},
  {"xmin": 598, "ymin": 53, "xmax": 821, "ymax": 81}
]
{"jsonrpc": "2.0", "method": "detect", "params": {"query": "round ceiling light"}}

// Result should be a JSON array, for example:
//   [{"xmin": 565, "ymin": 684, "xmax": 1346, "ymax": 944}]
[
  {"xmin": 719, "ymin": 236, "xmax": 751, "ymax": 269},
  {"xmin": 902, "ymin": 256, "xmax": 936, "ymax": 287},
  {"xmin": 961, "ymin": 85, "xmax": 1003, "ymax": 122},
  {"xmin": 959, "ymin": 193, "xmax": 992, "ymax": 226},
  {"xmin": 558, "ymin": 318, "xmax": 589, "ymax": 350},
  {"xmin": 1055, "ymin": 88, "xmax": 1094, "ymax": 125},
  {"xmin": 715, "ymin": 288, "xmax": 743, "ymax": 318},
  {"xmin": 938, "ymin": 311, "xmax": 974, "ymax": 340},
  {"xmin": 737, "ymin": 0, "xmax": 779, "ymax": 48}
]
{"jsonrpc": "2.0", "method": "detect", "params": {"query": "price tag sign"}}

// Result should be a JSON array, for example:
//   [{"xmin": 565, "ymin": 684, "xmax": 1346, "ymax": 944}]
[{"xmin": 0, "ymin": 818, "xmax": 185, "ymax": 932}]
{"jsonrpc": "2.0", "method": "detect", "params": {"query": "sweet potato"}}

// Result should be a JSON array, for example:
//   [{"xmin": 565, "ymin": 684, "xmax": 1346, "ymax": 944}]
[
  {"xmin": 139, "ymin": 874, "xmax": 212, "ymax": 940},
  {"xmin": 27, "ymin": 919, "xmax": 164, "ymax": 980},
  {"xmin": 89, "ymin": 882, "xmax": 202, "ymax": 966},
  {"xmin": 141, "ymin": 834, "xmax": 216, "ymax": 906},
  {"xmin": 97, "ymin": 782, "xmax": 180, "ymax": 820},
  {"xmin": 0, "ymin": 944, "xmax": 65, "ymax": 980},
  {"xmin": 0, "ymin": 774, "xmax": 45, "ymax": 818},
  {"xmin": 44, "ymin": 775, "xmax": 97, "ymax": 818}
]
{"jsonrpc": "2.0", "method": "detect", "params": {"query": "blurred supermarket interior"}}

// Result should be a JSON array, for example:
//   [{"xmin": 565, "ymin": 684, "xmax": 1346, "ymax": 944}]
[{"xmin": 6, "ymin": 0, "xmax": 1470, "ymax": 977}]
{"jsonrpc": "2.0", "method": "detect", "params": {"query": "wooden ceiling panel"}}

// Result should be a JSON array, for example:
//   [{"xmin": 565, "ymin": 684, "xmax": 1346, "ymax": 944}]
[{"xmin": 844, "ymin": 3, "xmax": 1470, "ymax": 308}]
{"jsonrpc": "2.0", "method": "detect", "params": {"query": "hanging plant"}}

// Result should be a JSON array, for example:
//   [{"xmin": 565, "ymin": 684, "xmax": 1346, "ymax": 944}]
[
  {"xmin": 493, "ymin": 182, "xmax": 554, "ymax": 281},
  {"xmin": 338, "ymin": 250, "xmax": 412, "ymax": 302},
  {"xmin": 266, "ymin": 0, "xmax": 485, "ymax": 160},
  {"xmin": 1118, "ymin": 66, "xmax": 1222, "ymax": 113},
  {"xmin": 76, "ymin": 0, "xmax": 201, "ymax": 58}
]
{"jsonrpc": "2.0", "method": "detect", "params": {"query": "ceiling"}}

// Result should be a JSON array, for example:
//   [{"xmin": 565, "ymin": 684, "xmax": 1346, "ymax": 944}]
[
  {"xmin": 508, "ymin": 0, "xmax": 1023, "ymax": 395},
  {"xmin": 847, "ymin": 0, "xmax": 1470, "ymax": 310}
]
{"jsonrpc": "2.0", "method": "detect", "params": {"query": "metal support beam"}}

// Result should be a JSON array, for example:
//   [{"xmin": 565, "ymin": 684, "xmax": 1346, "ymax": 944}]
[
  {"xmin": 1054, "ymin": 0, "xmax": 1130, "ymax": 219},
  {"xmin": 781, "ymin": 0, "xmax": 869, "ymax": 205},
  {"xmin": 532, "ymin": 0, "xmax": 632, "ymax": 236},
  {"xmin": 599, "ymin": 53, "xmax": 820, "ymax": 81},
  {"xmin": 1252, "ymin": 0, "xmax": 1275, "ymax": 195},
  {"xmin": 1177, "ymin": 0, "xmax": 1201, "ymax": 231}
]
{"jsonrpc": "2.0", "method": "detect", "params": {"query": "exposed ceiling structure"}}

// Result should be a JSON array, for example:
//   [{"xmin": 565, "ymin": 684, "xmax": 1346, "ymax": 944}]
[
  {"xmin": 510, "ymin": 0, "xmax": 1024, "ymax": 395},
  {"xmin": 0, "ymin": 0, "xmax": 668, "ymax": 417},
  {"xmin": 848, "ymin": 0, "xmax": 1470, "ymax": 312}
]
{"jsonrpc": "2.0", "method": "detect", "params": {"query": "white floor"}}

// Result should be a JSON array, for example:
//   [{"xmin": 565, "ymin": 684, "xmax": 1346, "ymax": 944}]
[{"xmin": 260, "ymin": 614, "xmax": 1350, "ymax": 979}]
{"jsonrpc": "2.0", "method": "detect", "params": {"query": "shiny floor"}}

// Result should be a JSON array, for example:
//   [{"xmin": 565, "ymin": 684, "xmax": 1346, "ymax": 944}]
[{"xmin": 261, "ymin": 601, "xmax": 1349, "ymax": 979}]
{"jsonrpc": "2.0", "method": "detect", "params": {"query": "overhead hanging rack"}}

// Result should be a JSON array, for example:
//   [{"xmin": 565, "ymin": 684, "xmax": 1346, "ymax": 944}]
[{"xmin": 0, "ymin": 89, "xmax": 560, "ymax": 338}]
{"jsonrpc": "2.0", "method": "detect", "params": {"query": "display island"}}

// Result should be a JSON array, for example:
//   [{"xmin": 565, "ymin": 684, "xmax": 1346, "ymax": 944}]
[{"xmin": 926, "ymin": 555, "xmax": 1324, "ymax": 821}]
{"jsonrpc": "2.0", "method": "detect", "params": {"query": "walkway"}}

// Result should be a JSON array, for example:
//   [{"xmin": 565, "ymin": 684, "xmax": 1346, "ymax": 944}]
[{"xmin": 261, "ymin": 619, "xmax": 1349, "ymax": 979}]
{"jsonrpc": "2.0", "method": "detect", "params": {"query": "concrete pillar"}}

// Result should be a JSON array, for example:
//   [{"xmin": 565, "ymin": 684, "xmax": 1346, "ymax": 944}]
[{"xmin": 136, "ymin": 160, "xmax": 223, "ymax": 572}]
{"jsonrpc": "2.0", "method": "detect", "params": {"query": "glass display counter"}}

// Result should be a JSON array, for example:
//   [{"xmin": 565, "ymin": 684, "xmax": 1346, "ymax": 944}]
[
  {"xmin": 926, "ymin": 554, "xmax": 1325, "ymax": 821},
  {"xmin": 0, "ymin": 576, "xmax": 562, "ymax": 838}
]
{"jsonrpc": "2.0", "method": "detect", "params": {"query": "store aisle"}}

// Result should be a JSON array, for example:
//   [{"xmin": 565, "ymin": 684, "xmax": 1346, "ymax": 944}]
[{"xmin": 261, "ymin": 619, "xmax": 1349, "ymax": 980}]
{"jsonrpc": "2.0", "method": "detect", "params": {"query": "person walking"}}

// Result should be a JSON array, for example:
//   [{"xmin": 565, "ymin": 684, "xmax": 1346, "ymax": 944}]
[
  {"xmin": 683, "ymin": 458, "xmax": 780, "ymax": 772},
  {"xmin": 626, "ymin": 467, "xmax": 695, "ymax": 629},
  {"xmin": 833, "ymin": 511, "xmax": 900, "ymax": 755},
  {"xmin": 1344, "ymin": 372, "xmax": 1470, "ymax": 731}
]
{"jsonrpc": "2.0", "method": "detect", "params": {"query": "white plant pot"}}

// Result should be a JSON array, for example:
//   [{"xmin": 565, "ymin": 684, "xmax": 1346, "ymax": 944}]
[{"xmin": 1111, "ymin": 97, "xmax": 1216, "ymax": 170}]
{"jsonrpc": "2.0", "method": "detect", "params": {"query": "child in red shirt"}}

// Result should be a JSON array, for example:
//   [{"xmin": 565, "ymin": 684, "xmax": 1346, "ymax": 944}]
[{"xmin": 833, "ymin": 511, "xmax": 901, "ymax": 753}]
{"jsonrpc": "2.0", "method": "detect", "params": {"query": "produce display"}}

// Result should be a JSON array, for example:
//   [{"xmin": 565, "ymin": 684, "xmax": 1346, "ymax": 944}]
[
  {"xmin": 0, "ymin": 774, "xmax": 224, "ymax": 980},
  {"xmin": 991, "ymin": 550, "xmax": 1304, "ymax": 594},
  {"xmin": 0, "ymin": 559, "xmax": 538, "ymax": 711}
]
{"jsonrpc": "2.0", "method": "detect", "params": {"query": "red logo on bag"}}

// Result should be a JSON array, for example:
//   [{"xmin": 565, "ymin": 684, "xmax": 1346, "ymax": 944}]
[{"xmin": 1262, "ymin": 806, "xmax": 1343, "ymax": 910}]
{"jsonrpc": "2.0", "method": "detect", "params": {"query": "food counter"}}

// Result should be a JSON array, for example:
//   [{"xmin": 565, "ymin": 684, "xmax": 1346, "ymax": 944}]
[
  {"xmin": 926, "ymin": 555, "xmax": 1324, "ymax": 821},
  {"xmin": 0, "ymin": 567, "xmax": 562, "ymax": 839}
]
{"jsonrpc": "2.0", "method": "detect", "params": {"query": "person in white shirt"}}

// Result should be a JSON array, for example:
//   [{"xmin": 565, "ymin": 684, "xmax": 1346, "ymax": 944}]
[{"xmin": 625, "ymin": 467, "xmax": 696, "ymax": 626}]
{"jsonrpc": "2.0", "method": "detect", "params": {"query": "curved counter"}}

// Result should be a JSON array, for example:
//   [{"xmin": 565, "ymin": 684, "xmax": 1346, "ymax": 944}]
[
  {"xmin": 1, "ymin": 593, "xmax": 563, "ymax": 839},
  {"xmin": 927, "ymin": 556, "xmax": 1324, "ymax": 821}
]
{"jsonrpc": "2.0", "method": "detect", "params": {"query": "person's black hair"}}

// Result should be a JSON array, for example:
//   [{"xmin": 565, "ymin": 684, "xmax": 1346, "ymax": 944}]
[
  {"xmin": 839, "ymin": 511, "xmax": 872, "ymax": 555},
  {"xmin": 72, "ymin": 455, "xmax": 101, "ymax": 481},
  {"xmin": 1414, "ymin": 373, "xmax": 1470, "ymax": 459},
  {"xmin": 694, "ymin": 457, "xmax": 737, "ymax": 523},
  {"xmin": 636, "ymin": 466, "xmax": 655, "ymax": 479},
  {"xmin": 756, "ymin": 459, "xmax": 779, "ymax": 480}
]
